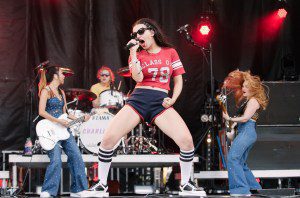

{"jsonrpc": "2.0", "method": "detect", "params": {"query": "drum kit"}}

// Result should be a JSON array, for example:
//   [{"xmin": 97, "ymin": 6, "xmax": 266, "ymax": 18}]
[{"xmin": 62, "ymin": 66, "xmax": 162, "ymax": 155}]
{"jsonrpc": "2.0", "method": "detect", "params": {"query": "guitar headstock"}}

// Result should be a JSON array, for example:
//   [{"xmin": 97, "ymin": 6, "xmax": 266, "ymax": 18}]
[
  {"xmin": 216, "ymin": 93, "xmax": 228, "ymax": 113},
  {"xmin": 216, "ymin": 94, "xmax": 227, "ymax": 105}
]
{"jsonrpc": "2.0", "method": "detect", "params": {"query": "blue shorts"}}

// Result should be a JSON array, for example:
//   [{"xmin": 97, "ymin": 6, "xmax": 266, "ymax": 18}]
[{"xmin": 126, "ymin": 88, "xmax": 171, "ymax": 124}]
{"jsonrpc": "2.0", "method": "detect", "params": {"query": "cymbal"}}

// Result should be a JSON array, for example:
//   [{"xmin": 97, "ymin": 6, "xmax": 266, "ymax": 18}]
[
  {"xmin": 39, "ymin": 66, "xmax": 75, "ymax": 77},
  {"xmin": 61, "ymin": 67, "xmax": 75, "ymax": 77},
  {"xmin": 65, "ymin": 88, "xmax": 97, "ymax": 101},
  {"xmin": 117, "ymin": 66, "xmax": 130, "ymax": 77}
]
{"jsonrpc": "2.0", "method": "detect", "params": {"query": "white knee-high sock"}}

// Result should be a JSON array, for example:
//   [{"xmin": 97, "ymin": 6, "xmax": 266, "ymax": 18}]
[
  {"xmin": 98, "ymin": 146, "xmax": 114, "ymax": 185},
  {"xmin": 179, "ymin": 149, "xmax": 195, "ymax": 185}
]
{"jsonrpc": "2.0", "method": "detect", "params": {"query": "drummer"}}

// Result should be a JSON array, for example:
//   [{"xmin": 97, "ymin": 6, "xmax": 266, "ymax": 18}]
[{"xmin": 90, "ymin": 65, "xmax": 115, "ymax": 108}]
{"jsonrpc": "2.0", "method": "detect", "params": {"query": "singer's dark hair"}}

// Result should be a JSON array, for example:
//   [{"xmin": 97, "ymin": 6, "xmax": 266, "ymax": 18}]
[{"xmin": 132, "ymin": 18, "xmax": 173, "ymax": 48}]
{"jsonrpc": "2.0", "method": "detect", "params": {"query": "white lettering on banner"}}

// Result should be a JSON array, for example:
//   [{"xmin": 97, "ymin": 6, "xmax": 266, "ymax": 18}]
[
  {"xmin": 92, "ymin": 115, "xmax": 110, "ymax": 121},
  {"xmin": 82, "ymin": 128, "xmax": 105, "ymax": 134}
]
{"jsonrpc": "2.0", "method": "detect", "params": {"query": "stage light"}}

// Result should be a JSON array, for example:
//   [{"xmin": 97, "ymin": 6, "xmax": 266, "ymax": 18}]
[
  {"xmin": 207, "ymin": 133, "xmax": 212, "ymax": 143},
  {"xmin": 276, "ymin": 0, "xmax": 288, "ymax": 19},
  {"xmin": 277, "ymin": 8, "xmax": 287, "ymax": 18},
  {"xmin": 207, "ymin": 137, "xmax": 212, "ymax": 143},
  {"xmin": 188, "ymin": 14, "xmax": 214, "ymax": 46},
  {"xmin": 199, "ymin": 24, "xmax": 210, "ymax": 35},
  {"xmin": 201, "ymin": 114, "xmax": 209, "ymax": 122},
  {"xmin": 208, "ymin": 115, "xmax": 216, "ymax": 122},
  {"xmin": 197, "ymin": 17, "xmax": 212, "ymax": 37},
  {"xmin": 258, "ymin": 0, "xmax": 288, "ymax": 42}
]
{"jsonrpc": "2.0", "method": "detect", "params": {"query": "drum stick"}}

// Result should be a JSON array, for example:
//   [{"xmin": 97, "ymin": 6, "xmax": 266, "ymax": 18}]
[
  {"xmin": 127, "ymin": 90, "xmax": 131, "ymax": 97},
  {"xmin": 118, "ymin": 81, "xmax": 122, "ymax": 91}
]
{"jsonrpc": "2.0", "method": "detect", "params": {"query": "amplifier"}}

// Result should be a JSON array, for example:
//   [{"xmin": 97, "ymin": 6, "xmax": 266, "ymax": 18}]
[
  {"xmin": 226, "ymin": 81, "xmax": 300, "ymax": 125},
  {"xmin": 247, "ymin": 126, "xmax": 300, "ymax": 170}
]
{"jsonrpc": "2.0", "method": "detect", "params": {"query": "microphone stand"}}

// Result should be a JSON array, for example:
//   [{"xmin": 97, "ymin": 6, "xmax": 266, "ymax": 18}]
[
  {"xmin": 179, "ymin": 29, "xmax": 224, "ymax": 171},
  {"xmin": 26, "ymin": 68, "xmax": 41, "ymax": 144}
]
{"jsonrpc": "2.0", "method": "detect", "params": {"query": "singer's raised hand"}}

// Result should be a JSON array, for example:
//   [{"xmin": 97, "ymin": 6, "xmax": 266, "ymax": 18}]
[{"xmin": 127, "ymin": 39, "xmax": 139, "ymax": 52}]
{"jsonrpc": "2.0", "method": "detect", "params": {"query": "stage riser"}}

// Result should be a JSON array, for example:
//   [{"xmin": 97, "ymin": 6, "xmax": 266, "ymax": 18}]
[{"xmin": 258, "ymin": 188, "xmax": 295, "ymax": 196}]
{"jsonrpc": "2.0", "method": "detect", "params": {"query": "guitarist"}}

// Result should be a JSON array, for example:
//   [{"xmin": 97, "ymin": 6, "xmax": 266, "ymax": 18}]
[
  {"xmin": 38, "ymin": 66, "xmax": 92, "ymax": 197},
  {"xmin": 222, "ymin": 70, "xmax": 269, "ymax": 197}
]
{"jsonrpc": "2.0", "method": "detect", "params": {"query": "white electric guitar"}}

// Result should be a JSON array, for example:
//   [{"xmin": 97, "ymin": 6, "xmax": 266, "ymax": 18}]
[{"xmin": 36, "ymin": 113, "xmax": 93, "ymax": 151}]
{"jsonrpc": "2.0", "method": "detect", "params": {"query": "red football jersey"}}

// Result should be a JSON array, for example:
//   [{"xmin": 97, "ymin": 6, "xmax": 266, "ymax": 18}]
[{"xmin": 129, "ymin": 48, "xmax": 185, "ymax": 90}]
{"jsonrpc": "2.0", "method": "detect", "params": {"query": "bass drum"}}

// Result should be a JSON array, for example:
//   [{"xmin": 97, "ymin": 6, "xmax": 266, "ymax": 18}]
[{"xmin": 79, "ymin": 112, "xmax": 120, "ymax": 154}]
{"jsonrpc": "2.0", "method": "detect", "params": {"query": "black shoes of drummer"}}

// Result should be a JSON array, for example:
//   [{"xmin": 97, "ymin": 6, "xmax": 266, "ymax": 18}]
[
  {"xmin": 179, "ymin": 181, "xmax": 207, "ymax": 197},
  {"xmin": 87, "ymin": 182, "xmax": 109, "ymax": 197}
]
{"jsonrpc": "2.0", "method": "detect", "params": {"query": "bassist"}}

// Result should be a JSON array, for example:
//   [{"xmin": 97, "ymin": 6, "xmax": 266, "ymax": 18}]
[{"xmin": 222, "ymin": 70, "xmax": 269, "ymax": 196}]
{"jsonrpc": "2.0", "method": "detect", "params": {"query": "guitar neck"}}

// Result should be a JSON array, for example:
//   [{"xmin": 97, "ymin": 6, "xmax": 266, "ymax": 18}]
[
  {"xmin": 67, "ymin": 112, "xmax": 96, "ymax": 127},
  {"xmin": 68, "ymin": 117, "xmax": 84, "ymax": 127}
]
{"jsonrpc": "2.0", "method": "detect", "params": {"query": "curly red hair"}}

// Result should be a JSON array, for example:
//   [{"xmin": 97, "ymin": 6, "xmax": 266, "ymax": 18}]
[
  {"xmin": 222, "ymin": 69, "xmax": 269, "ymax": 109},
  {"xmin": 96, "ymin": 65, "xmax": 115, "ymax": 83},
  {"xmin": 222, "ymin": 69, "xmax": 244, "ymax": 105}
]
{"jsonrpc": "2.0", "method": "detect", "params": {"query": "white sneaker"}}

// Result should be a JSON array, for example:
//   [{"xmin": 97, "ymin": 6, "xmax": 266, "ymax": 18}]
[
  {"xmin": 70, "ymin": 190, "xmax": 99, "ymax": 197},
  {"xmin": 40, "ymin": 191, "xmax": 52, "ymax": 198},
  {"xmin": 87, "ymin": 182, "xmax": 109, "ymax": 197},
  {"xmin": 179, "ymin": 181, "xmax": 207, "ymax": 197}
]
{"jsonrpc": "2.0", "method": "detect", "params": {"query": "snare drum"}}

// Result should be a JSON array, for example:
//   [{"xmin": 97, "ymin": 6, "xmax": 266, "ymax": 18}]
[
  {"xmin": 99, "ymin": 90, "xmax": 124, "ymax": 109},
  {"xmin": 79, "ymin": 112, "xmax": 120, "ymax": 154}
]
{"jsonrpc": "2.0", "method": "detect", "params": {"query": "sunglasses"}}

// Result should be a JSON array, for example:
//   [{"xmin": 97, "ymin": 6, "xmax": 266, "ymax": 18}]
[
  {"xmin": 130, "ymin": 27, "xmax": 151, "ymax": 39},
  {"xmin": 100, "ymin": 74, "xmax": 110, "ymax": 77}
]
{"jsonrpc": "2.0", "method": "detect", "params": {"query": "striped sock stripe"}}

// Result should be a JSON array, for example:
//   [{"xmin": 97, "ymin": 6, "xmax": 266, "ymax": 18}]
[
  {"xmin": 180, "ymin": 149, "xmax": 195, "ymax": 162},
  {"xmin": 98, "ymin": 147, "xmax": 114, "ymax": 154},
  {"xmin": 180, "ymin": 149, "xmax": 195, "ymax": 155},
  {"xmin": 98, "ymin": 147, "xmax": 114, "ymax": 163},
  {"xmin": 98, "ymin": 152, "xmax": 114, "ymax": 159},
  {"xmin": 179, "ymin": 157, "xmax": 194, "ymax": 162},
  {"xmin": 98, "ymin": 157, "xmax": 112, "ymax": 163},
  {"xmin": 180, "ymin": 153, "xmax": 194, "ymax": 158}
]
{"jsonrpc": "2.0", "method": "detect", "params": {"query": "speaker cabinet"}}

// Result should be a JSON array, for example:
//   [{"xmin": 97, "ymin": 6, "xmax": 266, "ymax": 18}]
[
  {"xmin": 247, "ymin": 126, "xmax": 300, "ymax": 170},
  {"xmin": 225, "ymin": 82, "xmax": 300, "ymax": 169},
  {"xmin": 226, "ymin": 81, "xmax": 300, "ymax": 125},
  {"xmin": 258, "ymin": 82, "xmax": 300, "ymax": 125}
]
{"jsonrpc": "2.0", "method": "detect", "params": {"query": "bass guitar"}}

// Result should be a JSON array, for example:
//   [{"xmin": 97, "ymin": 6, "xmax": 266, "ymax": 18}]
[{"xmin": 216, "ymin": 94, "xmax": 237, "ymax": 141}]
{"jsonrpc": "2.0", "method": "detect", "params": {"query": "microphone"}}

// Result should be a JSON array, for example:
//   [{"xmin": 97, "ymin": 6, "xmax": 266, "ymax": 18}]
[
  {"xmin": 177, "ymin": 24, "xmax": 189, "ymax": 33},
  {"xmin": 177, "ymin": 24, "xmax": 193, "ymax": 43},
  {"xmin": 124, "ymin": 39, "xmax": 140, "ymax": 50},
  {"xmin": 34, "ymin": 60, "xmax": 50, "ymax": 70}
]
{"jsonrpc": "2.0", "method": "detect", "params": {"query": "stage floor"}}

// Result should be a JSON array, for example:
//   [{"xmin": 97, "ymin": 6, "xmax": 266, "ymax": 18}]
[{"xmin": 10, "ymin": 195, "xmax": 300, "ymax": 198}]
